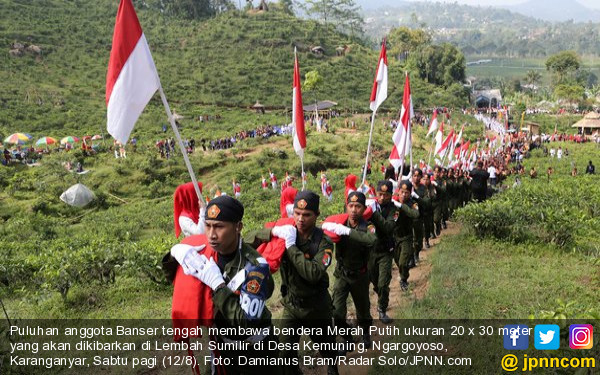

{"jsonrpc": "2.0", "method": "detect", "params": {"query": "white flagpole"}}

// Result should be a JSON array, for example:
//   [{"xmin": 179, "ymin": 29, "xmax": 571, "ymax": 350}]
[
  {"xmin": 409, "ymin": 127, "xmax": 413, "ymax": 174},
  {"xmin": 157, "ymin": 84, "xmax": 203, "ymax": 206},
  {"xmin": 300, "ymin": 156, "xmax": 306, "ymax": 191},
  {"xmin": 362, "ymin": 110, "xmax": 377, "ymax": 185},
  {"xmin": 427, "ymin": 136, "xmax": 435, "ymax": 167}
]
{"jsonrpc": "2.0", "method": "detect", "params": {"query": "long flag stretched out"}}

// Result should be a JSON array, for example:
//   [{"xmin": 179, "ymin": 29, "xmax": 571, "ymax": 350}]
[
  {"xmin": 369, "ymin": 41, "xmax": 388, "ymax": 112},
  {"xmin": 426, "ymin": 109, "xmax": 439, "ymax": 137},
  {"xmin": 389, "ymin": 73, "xmax": 413, "ymax": 170},
  {"xmin": 106, "ymin": 0, "xmax": 159, "ymax": 144},
  {"xmin": 292, "ymin": 49, "xmax": 306, "ymax": 157}
]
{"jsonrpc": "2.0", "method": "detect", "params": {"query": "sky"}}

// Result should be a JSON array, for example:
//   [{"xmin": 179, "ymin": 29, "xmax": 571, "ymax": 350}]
[{"xmin": 403, "ymin": 0, "xmax": 600, "ymax": 10}]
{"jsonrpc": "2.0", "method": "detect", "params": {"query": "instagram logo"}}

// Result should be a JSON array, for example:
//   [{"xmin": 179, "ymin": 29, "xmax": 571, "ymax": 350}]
[{"xmin": 569, "ymin": 325, "xmax": 593, "ymax": 349}]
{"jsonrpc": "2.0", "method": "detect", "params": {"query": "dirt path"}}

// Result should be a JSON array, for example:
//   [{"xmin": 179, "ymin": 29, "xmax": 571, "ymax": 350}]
[{"xmin": 306, "ymin": 221, "xmax": 462, "ymax": 375}]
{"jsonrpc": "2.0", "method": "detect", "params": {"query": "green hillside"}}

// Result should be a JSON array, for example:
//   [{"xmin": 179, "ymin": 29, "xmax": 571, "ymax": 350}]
[{"xmin": 0, "ymin": 0, "xmax": 469, "ymax": 141}]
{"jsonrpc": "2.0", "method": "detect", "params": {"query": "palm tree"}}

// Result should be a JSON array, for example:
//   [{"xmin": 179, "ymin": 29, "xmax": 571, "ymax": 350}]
[{"xmin": 525, "ymin": 70, "xmax": 542, "ymax": 88}]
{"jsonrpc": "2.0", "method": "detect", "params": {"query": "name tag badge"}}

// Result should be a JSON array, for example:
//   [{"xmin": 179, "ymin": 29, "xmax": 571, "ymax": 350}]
[{"xmin": 227, "ymin": 269, "xmax": 246, "ymax": 291}]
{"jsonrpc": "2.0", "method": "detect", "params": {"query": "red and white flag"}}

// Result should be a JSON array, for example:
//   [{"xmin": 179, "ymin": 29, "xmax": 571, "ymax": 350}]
[
  {"xmin": 454, "ymin": 124, "xmax": 464, "ymax": 147},
  {"xmin": 292, "ymin": 48, "xmax": 306, "ymax": 157},
  {"xmin": 106, "ymin": 0, "xmax": 159, "ymax": 144},
  {"xmin": 426, "ymin": 109, "xmax": 439, "ymax": 137},
  {"xmin": 389, "ymin": 73, "xmax": 413, "ymax": 170},
  {"xmin": 436, "ymin": 128, "xmax": 454, "ymax": 158},
  {"xmin": 369, "ymin": 41, "xmax": 388, "ymax": 112},
  {"xmin": 434, "ymin": 122, "xmax": 444, "ymax": 159}
]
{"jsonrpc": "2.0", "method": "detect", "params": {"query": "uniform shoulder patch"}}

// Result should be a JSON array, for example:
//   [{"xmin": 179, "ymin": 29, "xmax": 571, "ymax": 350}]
[
  {"xmin": 246, "ymin": 279, "xmax": 261, "ymax": 294},
  {"xmin": 322, "ymin": 249, "xmax": 333, "ymax": 267},
  {"xmin": 368, "ymin": 224, "xmax": 376, "ymax": 234},
  {"xmin": 412, "ymin": 203, "xmax": 419, "ymax": 210}
]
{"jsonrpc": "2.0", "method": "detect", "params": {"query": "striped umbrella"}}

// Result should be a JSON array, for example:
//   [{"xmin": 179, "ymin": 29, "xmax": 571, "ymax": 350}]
[
  {"xmin": 60, "ymin": 136, "xmax": 80, "ymax": 144},
  {"xmin": 36, "ymin": 137, "xmax": 58, "ymax": 146},
  {"xmin": 4, "ymin": 133, "xmax": 32, "ymax": 145},
  {"xmin": 91, "ymin": 135, "xmax": 103, "ymax": 140}
]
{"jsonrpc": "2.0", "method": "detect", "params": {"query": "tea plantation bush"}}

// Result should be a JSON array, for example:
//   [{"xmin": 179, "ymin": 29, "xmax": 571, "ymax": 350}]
[{"xmin": 456, "ymin": 175, "xmax": 600, "ymax": 256}]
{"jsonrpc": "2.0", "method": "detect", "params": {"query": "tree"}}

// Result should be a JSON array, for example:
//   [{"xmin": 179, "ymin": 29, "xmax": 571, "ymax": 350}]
[
  {"xmin": 411, "ymin": 43, "xmax": 465, "ymax": 88},
  {"xmin": 545, "ymin": 51, "xmax": 581, "ymax": 85},
  {"xmin": 303, "ymin": 0, "xmax": 363, "ymax": 36},
  {"xmin": 277, "ymin": 0, "xmax": 295, "ymax": 15},
  {"xmin": 525, "ymin": 70, "xmax": 542, "ymax": 87},
  {"xmin": 554, "ymin": 84, "xmax": 584, "ymax": 106},
  {"xmin": 163, "ymin": 0, "xmax": 234, "ymax": 19},
  {"xmin": 303, "ymin": 70, "xmax": 323, "ymax": 121},
  {"xmin": 388, "ymin": 27, "xmax": 431, "ymax": 62}
]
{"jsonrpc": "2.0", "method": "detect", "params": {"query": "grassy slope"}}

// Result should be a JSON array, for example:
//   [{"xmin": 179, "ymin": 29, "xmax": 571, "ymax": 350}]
[{"xmin": 0, "ymin": 0, "xmax": 469, "ymax": 144}]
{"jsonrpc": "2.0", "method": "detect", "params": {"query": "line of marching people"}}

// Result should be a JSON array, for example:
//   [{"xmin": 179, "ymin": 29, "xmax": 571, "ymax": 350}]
[{"xmin": 160, "ymin": 161, "xmax": 481, "ymax": 375}]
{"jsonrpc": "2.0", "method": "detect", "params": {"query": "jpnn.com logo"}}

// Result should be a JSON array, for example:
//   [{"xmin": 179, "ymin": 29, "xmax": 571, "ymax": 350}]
[{"xmin": 503, "ymin": 325, "xmax": 530, "ymax": 350}]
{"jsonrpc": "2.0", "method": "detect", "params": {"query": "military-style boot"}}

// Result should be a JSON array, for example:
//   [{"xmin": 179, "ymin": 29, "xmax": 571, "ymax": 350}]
[
  {"xmin": 378, "ymin": 309, "xmax": 392, "ymax": 324},
  {"xmin": 362, "ymin": 331, "xmax": 372, "ymax": 348},
  {"xmin": 425, "ymin": 239, "xmax": 430, "ymax": 249},
  {"xmin": 400, "ymin": 280, "xmax": 409, "ymax": 291}
]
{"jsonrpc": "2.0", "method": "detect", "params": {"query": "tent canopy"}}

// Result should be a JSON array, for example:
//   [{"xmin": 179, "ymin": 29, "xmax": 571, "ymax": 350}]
[
  {"xmin": 303, "ymin": 100, "xmax": 338, "ymax": 112},
  {"xmin": 60, "ymin": 183, "xmax": 95, "ymax": 207}
]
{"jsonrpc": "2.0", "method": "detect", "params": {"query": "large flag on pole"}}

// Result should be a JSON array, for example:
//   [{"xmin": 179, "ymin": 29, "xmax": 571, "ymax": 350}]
[
  {"xmin": 426, "ymin": 109, "xmax": 439, "ymax": 137},
  {"xmin": 292, "ymin": 48, "xmax": 306, "ymax": 157},
  {"xmin": 389, "ymin": 73, "xmax": 413, "ymax": 170},
  {"xmin": 437, "ymin": 128, "xmax": 454, "ymax": 158},
  {"xmin": 369, "ymin": 41, "xmax": 388, "ymax": 112},
  {"xmin": 106, "ymin": 0, "xmax": 159, "ymax": 144}
]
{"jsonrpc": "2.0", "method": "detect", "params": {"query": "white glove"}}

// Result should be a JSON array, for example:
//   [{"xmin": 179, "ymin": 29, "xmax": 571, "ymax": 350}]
[
  {"xmin": 367, "ymin": 199, "xmax": 380, "ymax": 212},
  {"xmin": 170, "ymin": 244, "xmax": 206, "ymax": 275},
  {"xmin": 198, "ymin": 207, "xmax": 206, "ymax": 221},
  {"xmin": 322, "ymin": 222, "xmax": 351, "ymax": 236},
  {"xmin": 411, "ymin": 191, "xmax": 420, "ymax": 199},
  {"xmin": 187, "ymin": 253, "xmax": 225, "ymax": 291},
  {"xmin": 272, "ymin": 225, "xmax": 297, "ymax": 249},
  {"xmin": 393, "ymin": 201, "xmax": 403, "ymax": 209},
  {"xmin": 431, "ymin": 181, "xmax": 438, "ymax": 187}
]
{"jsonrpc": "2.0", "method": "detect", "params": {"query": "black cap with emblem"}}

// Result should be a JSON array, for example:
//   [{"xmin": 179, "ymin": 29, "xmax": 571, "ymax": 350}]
[
  {"xmin": 347, "ymin": 191, "xmax": 366, "ymax": 206},
  {"xmin": 294, "ymin": 190, "xmax": 320, "ymax": 213},
  {"xmin": 399, "ymin": 180, "xmax": 412, "ymax": 191},
  {"xmin": 205, "ymin": 195, "xmax": 244, "ymax": 222},
  {"xmin": 377, "ymin": 180, "xmax": 393, "ymax": 193}
]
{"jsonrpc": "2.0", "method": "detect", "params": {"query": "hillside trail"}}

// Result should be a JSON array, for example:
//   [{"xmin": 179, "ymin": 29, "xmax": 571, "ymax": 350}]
[{"xmin": 303, "ymin": 221, "xmax": 462, "ymax": 375}]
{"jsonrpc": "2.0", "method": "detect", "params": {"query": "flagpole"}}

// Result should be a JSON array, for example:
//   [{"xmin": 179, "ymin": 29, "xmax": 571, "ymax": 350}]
[
  {"xmin": 427, "ymin": 136, "xmax": 435, "ymax": 167},
  {"xmin": 157, "ymin": 84, "xmax": 204, "ymax": 206},
  {"xmin": 300, "ymin": 155, "xmax": 306, "ymax": 191},
  {"xmin": 362, "ymin": 110, "xmax": 377, "ymax": 185}
]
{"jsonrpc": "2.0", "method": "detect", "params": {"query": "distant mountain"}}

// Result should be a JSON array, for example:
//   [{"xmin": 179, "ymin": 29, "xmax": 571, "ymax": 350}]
[
  {"xmin": 361, "ymin": 1, "xmax": 600, "ymax": 58},
  {"xmin": 504, "ymin": 0, "xmax": 600, "ymax": 22}
]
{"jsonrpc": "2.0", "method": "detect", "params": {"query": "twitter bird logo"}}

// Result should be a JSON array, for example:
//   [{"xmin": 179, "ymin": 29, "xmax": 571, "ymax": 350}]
[
  {"xmin": 535, "ymin": 325, "xmax": 560, "ymax": 349},
  {"xmin": 539, "ymin": 330, "xmax": 554, "ymax": 344}
]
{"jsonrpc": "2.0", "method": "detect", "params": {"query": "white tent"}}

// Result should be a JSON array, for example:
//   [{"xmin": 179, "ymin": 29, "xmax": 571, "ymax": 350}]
[{"xmin": 60, "ymin": 183, "xmax": 95, "ymax": 207}]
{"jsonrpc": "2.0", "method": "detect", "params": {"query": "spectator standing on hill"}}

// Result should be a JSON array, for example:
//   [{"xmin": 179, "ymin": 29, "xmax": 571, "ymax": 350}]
[{"xmin": 586, "ymin": 160, "xmax": 595, "ymax": 174}]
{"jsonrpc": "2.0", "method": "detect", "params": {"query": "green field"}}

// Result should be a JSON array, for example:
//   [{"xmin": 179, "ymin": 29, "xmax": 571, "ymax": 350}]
[{"xmin": 466, "ymin": 56, "xmax": 600, "ymax": 85}]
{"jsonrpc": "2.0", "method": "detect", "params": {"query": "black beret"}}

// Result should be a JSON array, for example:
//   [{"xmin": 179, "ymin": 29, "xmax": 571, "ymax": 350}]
[
  {"xmin": 399, "ymin": 180, "xmax": 412, "ymax": 190},
  {"xmin": 377, "ymin": 180, "xmax": 393, "ymax": 193},
  {"xmin": 412, "ymin": 168, "xmax": 423, "ymax": 176},
  {"xmin": 294, "ymin": 190, "xmax": 320, "ymax": 213},
  {"xmin": 347, "ymin": 191, "xmax": 366, "ymax": 206},
  {"xmin": 205, "ymin": 196, "xmax": 244, "ymax": 222}
]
